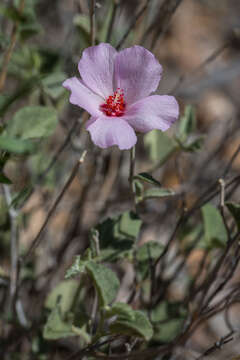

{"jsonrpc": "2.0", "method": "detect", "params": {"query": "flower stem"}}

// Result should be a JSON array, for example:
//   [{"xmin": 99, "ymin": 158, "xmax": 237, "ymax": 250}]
[{"xmin": 129, "ymin": 146, "xmax": 136, "ymax": 204}]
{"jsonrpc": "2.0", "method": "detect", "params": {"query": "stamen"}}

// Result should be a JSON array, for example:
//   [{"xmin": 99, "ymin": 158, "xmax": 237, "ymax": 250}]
[{"xmin": 100, "ymin": 88, "xmax": 125, "ymax": 117}]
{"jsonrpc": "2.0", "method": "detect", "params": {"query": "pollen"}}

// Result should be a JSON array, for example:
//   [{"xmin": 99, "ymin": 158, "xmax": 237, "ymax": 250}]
[{"xmin": 100, "ymin": 88, "xmax": 125, "ymax": 117}]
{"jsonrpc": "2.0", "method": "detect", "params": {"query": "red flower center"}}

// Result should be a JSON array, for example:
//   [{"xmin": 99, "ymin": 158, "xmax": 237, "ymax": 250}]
[{"xmin": 100, "ymin": 88, "xmax": 125, "ymax": 117}]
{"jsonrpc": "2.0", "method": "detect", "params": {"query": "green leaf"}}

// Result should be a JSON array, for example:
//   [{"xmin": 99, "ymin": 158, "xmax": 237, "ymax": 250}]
[
  {"xmin": 65, "ymin": 256, "xmax": 87, "ymax": 279},
  {"xmin": 45, "ymin": 280, "xmax": 79, "ymax": 313},
  {"xmin": 110, "ymin": 310, "xmax": 153, "ymax": 341},
  {"xmin": 118, "ymin": 211, "xmax": 142, "ymax": 240},
  {"xmin": 6, "ymin": 106, "xmax": 58, "ymax": 140},
  {"xmin": 0, "ymin": 136, "xmax": 36, "ymax": 154},
  {"xmin": 19, "ymin": 21, "xmax": 42, "ymax": 41},
  {"xmin": 95, "ymin": 211, "xmax": 142, "ymax": 262},
  {"xmin": 226, "ymin": 202, "xmax": 240, "ymax": 231},
  {"xmin": 0, "ymin": 95, "xmax": 11, "ymax": 115},
  {"xmin": 0, "ymin": 172, "xmax": 12, "ymax": 184},
  {"xmin": 178, "ymin": 105, "xmax": 196, "ymax": 141},
  {"xmin": 184, "ymin": 136, "xmax": 204, "ymax": 152},
  {"xmin": 134, "ymin": 172, "xmax": 161, "ymax": 186},
  {"xmin": 201, "ymin": 204, "xmax": 228, "ymax": 248},
  {"xmin": 0, "ymin": 195, "xmax": 9, "ymax": 226},
  {"xmin": 73, "ymin": 14, "xmax": 90, "ymax": 33},
  {"xmin": 73, "ymin": 14, "xmax": 91, "ymax": 48},
  {"xmin": 43, "ymin": 305, "xmax": 75, "ymax": 340},
  {"xmin": 105, "ymin": 302, "xmax": 135, "ymax": 320},
  {"xmin": 0, "ymin": 77, "xmax": 40, "ymax": 117},
  {"xmin": 86, "ymin": 262, "xmax": 119, "ymax": 307},
  {"xmin": 0, "ymin": 5, "xmax": 27, "ymax": 23},
  {"xmin": 136, "ymin": 241, "xmax": 164, "ymax": 280},
  {"xmin": 144, "ymin": 130, "xmax": 178, "ymax": 165},
  {"xmin": 176, "ymin": 136, "xmax": 204, "ymax": 153},
  {"xmin": 137, "ymin": 241, "xmax": 164, "ymax": 262},
  {"xmin": 154, "ymin": 318, "xmax": 185, "ymax": 343},
  {"xmin": 42, "ymin": 72, "xmax": 67, "ymax": 100},
  {"xmin": 151, "ymin": 301, "xmax": 187, "ymax": 343},
  {"xmin": 143, "ymin": 188, "xmax": 175, "ymax": 200}
]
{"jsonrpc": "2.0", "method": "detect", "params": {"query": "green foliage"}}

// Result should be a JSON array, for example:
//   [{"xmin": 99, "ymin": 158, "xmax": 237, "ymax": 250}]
[
  {"xmin": 143, "ymin": 187, "xmax": 175, "ymax": 200},
  {"xmin": 110, "ymin": 307, "xmax": 153, "ymax": 341},
  {"xmin": 177, "ymin": 105, "xmax": 196, "ymax": 142},
  {"xmin": 0, "ymin": 0, "xmax": 230, "ymax": 353},
  {"xmin": 0, "ymin": 4, "xmax": 27, "ymax": 23},
  {"xmin": 44, "ymin": 280, "xmax": 90, "ymax": 342},
  {"xmin": 45, "ymin": 279, "xmax": 79, "ymax": 313},
  {"xmin": 99, "ymin": 0, "xmax": 115, "ymax": 42},
  {"xmin": 65, "ymin": 255, "xmax": 87, "ymax": 279},
  {"xmin": 144, "ymin": 105, "xmax": 203, "ymax": 167},
  {"xmin": 105, "ymin": 302, "xmax": 135, "ymax": 319},
  {"xmin": 201, "ymin": 203, "xmax": 228, "ymax": 248},
  {"xmin": 134, "ymin": 172, "xmax": 161, "ymax": 186},
  {"xmin": 18, "ymin": 0, "xmax": 42, "ymax": 41},
  {"xmin": 43, "ymin": 304, "xmax": 75, "ymax": 340},
  {"xmin": 65, "ymin": 258, "xmax": 120, "ymax": 307},
  {"xmin": 0, "ymin": 136, "xmax": 35, "ymax": 154},
  {"xmin": 74, "ymin": 14, "xmax": 91, "ymax": 48},
  {"xmin": 0, "ymin": 195, "xmax": 9, "ymax": 226},
  {"xmin": 86, "ymin": 262, "xmax": 120, "ymax": 307},
  {"xmin": 41, "ymin": 72, "xmax": 67, "ymax": 100},
  {"xmin": 0, "ymin": 172, "xmax": 12, "ymax": 184},
  {"xmin": 95, "ymin": 211, "xmax": 142, "ymax": 262},
  {"xmin": 144, "ymin": 130, "xmax": 178, "ymax": 165},
  {"xmin": 176, "ymin": 135, "xmax": 205, "ymax": 152},
  {"xmin": 151, "ymin": 301, "xmax": 187, "ymax": 343},
  {"xmin": 176, "ymin": 105, "xmax": 204, "ymax": 152},
  {"xmin": 136, "ymin": 241, "xmax": 164, "ymax": 280},
  {"xmin": 6, "ymin": 106, "xmax": 58, "ymax": 140},
  {"xmin": 119, "ymin": 211, "xmax": 142, "ymax": 239},
  {"xmin": 226, "ymin": 202, "xmax": 240, "ymax": 231}
]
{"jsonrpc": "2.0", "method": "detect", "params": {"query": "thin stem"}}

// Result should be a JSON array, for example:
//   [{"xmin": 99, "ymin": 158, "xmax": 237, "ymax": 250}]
[
  {"xmin": 21, "ymin": 151, "xmax": 87, "ymax": 264},
  {"xmin": 0, "ymin": 0, "xmax": 25, "ymax": 92},
  {"xmin": 129, "ymin": 146, "xmax": 136, "ymax": 198},
  {"xmin": 90, "ymin": 0, "xmax": 96, "ymax": 45}
]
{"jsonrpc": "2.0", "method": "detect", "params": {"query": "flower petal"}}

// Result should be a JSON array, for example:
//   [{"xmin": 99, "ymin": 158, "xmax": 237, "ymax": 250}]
[
  {"xmin": 62, "ymin": 77, "xmax": 102, "ymax": 116},
  {"xmin": 86, "ymin": 116, "xmax": 137, "ymax": 150},
  {"xmin": 124, "ymin": 95, "xmax": 179, "ymax": 132},
  {"xmin": 78, "ymin": 43, "xmax": 117, "ymax": 99},
  {"xmin": 114, "ymin": 45, "xmax": 162, "ymax": 105}
]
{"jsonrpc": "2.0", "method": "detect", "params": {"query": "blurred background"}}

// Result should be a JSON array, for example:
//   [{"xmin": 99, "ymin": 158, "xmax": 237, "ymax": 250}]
[{"xmin": 1, "ymin": 0, "xmax": 240, "ymax": 359}]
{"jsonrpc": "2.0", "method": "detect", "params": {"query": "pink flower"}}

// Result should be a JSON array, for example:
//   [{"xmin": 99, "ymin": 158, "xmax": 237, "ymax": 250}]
[{"xmin": 63, "ymin": 43, "xmax": 179, "ymax": 150}]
